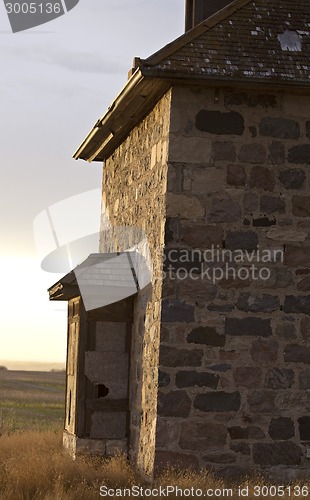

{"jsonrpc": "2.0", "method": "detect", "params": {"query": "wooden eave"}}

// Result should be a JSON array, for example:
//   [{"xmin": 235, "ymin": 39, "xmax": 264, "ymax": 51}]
[{"xmin": 48, "ymin": 273, "xmax": 79, "ymax": 301}]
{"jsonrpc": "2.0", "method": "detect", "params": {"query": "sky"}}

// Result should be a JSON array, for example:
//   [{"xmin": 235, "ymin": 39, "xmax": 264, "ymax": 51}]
[{"xmin": 0, "ymin": 0, "xmax": 184, "ymax": 364}]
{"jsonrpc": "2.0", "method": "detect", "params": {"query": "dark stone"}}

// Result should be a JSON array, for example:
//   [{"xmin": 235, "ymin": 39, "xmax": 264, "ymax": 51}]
[
  {"xmin": 208, "ymin": 363, "xmax": 231, "ymax": 372},
  {"xmin": 259, "ymin": 117, "xmax": 300, "ymax": 139},
  {"xmin": 263, "ymin": 268, "xmax": 294, "ymax": 289},
  {"xmin": 243, "ymin": 218, "xmax": 251, "ymax": 226},
  {"xmin": 253, "ymin": 442, "xmax": 302, "ymax": 466},
  {"xmin": 165, "ymin": 217, "xmax": 176, "ymax": 244},
  {"xmin": 249, "ymin": 166, "xmax": 275, "ymax": 191},
  {"xmin": 275, "ymin": 322, "xmax": 297, "ymax": 340},
  {"xmin": 227, "ymin": 165, "xmax": 246, "ymax": 186},
  {"xmin": 288, "ymin": 144, "xmax": 310, "ymax": 164},
  {"xmin": 292, "ymin": 196, "xmax": 310, "ymax": 217},
  {"xmin": 164, "ymin": 247, "xmax": 202, "ymax": 274},
  {"xmin": 284, "ymin": 345, "xmax": 310, "ymax": 364},
  {"xmin": 210, "ymin": 198, "xmax": 242, "ymax": 223},
  {"xmin": 182, "ymin": 224, "xmax": 223, "ymax": 248},
  {"xmin": 253, "ymin": 217, "xmax": 276, "ymax": 227},
  {"xmin": 159, "ymin": 346, "xmax": 203, "ymax": 367},
  {"xmin": 306, "ymin": 121, "xmax": 310, "ymax": 139},
  {"xmin": 213, "ymin": 142, "xmax": 236, "ymax": 161},
  {"xmin": 179, "ymin": 279, "xmax": 217, "ymax": 303},
  {"xmin": 269, "ymin": 418, "xmax": 295, "ymax": 440},
  {"xmin": 230, "ymin": 443, "xmax": 251, "ymax": 455},
  {"xmin": 176, "ymin": 370, "xmax": 219, "ymax": 389},
  {"xmin": 285, "ymin": 246, "xmax": 310, "ymax": 267},
  {"xmin": 157, "ymin": 391, "xmax": 191, "ymax": 417},
  {"xmin": 233, "ymin": 367, "xmax": 262, "ymax": 388},
  {"xmin": 260, "ymin": 195, "xmax": 286, "ymax": 214},
  {"xmin": 248, "ymin": 391, "xmax": 276, "ymax": 413},
  {"xmin": 203, "ymin": 452, "xmax": 236, "ymax": 464},
  {"xmin": 251, "ymin": 339, "xmax": 279, "ymax": 364},
  {"xmin": 179, "ymin": 421, "xmax": 227, "ymax": 451},
  {"xmin": 237, "ymin": 293, "xmax": 280, "ymax": 313},
  {"xmin": 265, "ymin": 368, "xmax": 295, "ymax": 389},
  {"xmin": 155, "ymin": 451, "xmax": 199, "ymax": 471},
  {"xmin": 299, "ymin": 369, "xmax": 310, "ymax": 389},
  {"xmin": 224, "ymin": 93, "xmax": 277, "ymax": 108},
  {"xmin": 158, "ymin": 370, "xmax": 171, "ymax": 388},
  {"xmin": 239, "ymin": 143, "xmax": 266, "ymax": 164},
  {"xmin": 194, "ymin": 391, "xmax": 241, "ymax": 412},
  {"xmin": 225, "ymin": 317, "xmax": 272, "ymax": 337},
  {"xmin": 228, "ymin": 426, "xmax": 265, "ymax": 440},
  {"xmin": 298, "ymin": 417, "xmax": 310, "ymax": 441},
  {"xmin": 187, "ymin": 326, "xmax": 225, "ymax": 347},
  {"xmin": 297, "ymin": 277, "xmax": 310, "ymax": 291},
  {"xmin": 196, "ymin": 110, "xmax": 245, "ymax": 135},
  {"xmin": 225, "ymin": 231, "xmax": 258, "ymax": 251},
  {"xmin": 244, "ymin": 192, "xmax": 258, "ymax": 213},
  {"xmin": 283, "ymin": 296, "xmax": 310, "ymax": 315},
  {"xmin": 279, "ymin": 169, "xmax": 306, "ymax": 190},
  {"xmin": 269, "ymin": 141, "xmax": 285, "ymax": 165},
  {"xmin": 301, "ymin": 317, "xmax": 310, "ymax": 343},
  {"xmin": 161, "ymin": 300, "xmax": 195, "ymax": 323}
]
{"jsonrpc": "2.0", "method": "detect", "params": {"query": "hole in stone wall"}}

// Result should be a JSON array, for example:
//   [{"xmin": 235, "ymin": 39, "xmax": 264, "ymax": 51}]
[{"xmin": 97, "ymin": 384, "xmax": 109, "ymax": 398}]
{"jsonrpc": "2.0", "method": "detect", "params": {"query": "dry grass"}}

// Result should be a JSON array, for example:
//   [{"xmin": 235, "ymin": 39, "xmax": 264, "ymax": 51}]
[{"xmin": 0, "ymin": 430, "xmax": 309, "ymax": 499}]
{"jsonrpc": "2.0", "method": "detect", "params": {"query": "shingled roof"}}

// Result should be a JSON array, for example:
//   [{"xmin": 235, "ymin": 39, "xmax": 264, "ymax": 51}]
[
  {"xmin": 74, "ymin": 0, "xmax": 310, "ymax": 162},
  {"xmin": 143, "ymin": 0, "xmax": 310, "ymax": 84}
]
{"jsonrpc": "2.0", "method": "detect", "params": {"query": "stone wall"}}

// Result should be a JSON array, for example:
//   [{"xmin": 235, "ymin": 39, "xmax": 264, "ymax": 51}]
[
  {"xmin": 101, "ymin": 91, "xmax": 171, "ymax": 475},
  {"xmin": 156, "ymin": 86, "xmax": 310, "ymax": 479}
]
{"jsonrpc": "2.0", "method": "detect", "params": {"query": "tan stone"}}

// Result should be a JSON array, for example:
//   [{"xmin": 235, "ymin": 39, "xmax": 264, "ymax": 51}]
[
  {"xmin": 169, "ymin": 134, "xmax": 212, "ymax": 163},
  {"xmin": 266, "ymin": 227, "xmax": 308, "ymax": 242},
  {"xmin": 192, "ymin": 168, "xmax": 225, "ymax": 194}
]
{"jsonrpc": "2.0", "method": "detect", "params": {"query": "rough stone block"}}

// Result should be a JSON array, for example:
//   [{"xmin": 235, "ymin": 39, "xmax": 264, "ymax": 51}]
[
  {"xmin": 253, "ymin": 443, "xmax": 302, "ymax": 466},
  {"xmin": 158, "ymin": 370, "xmax": 171, "ymax": 388},
  {"xmin": 192, "ymin": 168, "xmax": 226, "ymax": 194},
  {"xmin": 225, "ymin": 231, "xmax": 258, "ymax": 251},
  {"xmin": 213, "ymin": 142, "xmax": 236, "ymax": 161},
  {"xmin": 259, "ymin": 117, "xmax": 300, "ymax": 139},
  {"xmin": 182, "ymin": 224, "xmax": 224, "ymax": 248},
  {"xmin": 288, "ymin": 144, "xmax": 310, "ymax": 164},
  {"xmin": 297, "ymin": 277, "xmax": 310, "ymax": 291},
  {"xmin": 267, "ymin": 228, "xmax": 307, "ymax": 242},
  {"xmin": 179, "ymin": 279, "xmax": 217, "ymax": 303},
  {"xmin": 301, "ymin": 317, "xmax": 310, "ymax": 343},
  {"xmin": 187, "ymin": 326, "xmax": 226, "ymax": 347},
  {"xmin": 161, "ymin": 300, "xmax": 195, "ymax": 323},
  {"xmin": 239, "ymin": 143, "xmax": 266, "ymax": 164},
  {"xmin": 237, "ymin": 293, "xmax": 280, "ymax": 313},
  {"xmin": 285, "ymin": 246, "xmax": 310, "ymax": 267},
  {"xmin": 159, "ymin": 346, "xmax": 203, "ymax": 367},
  {"xmin": 227, "ymin": 164, "xmax": 246, "ymax": 186},
  {"xmin": 85, "ymin": 352, "xmax": 128, "ymax": 399},
  {"xmin": 194, "ymin": 391, "xmax": 241, "ymax": 412},
  {"xmin": 260, "ymin": 195, "xmax": 286, "ymax": 214},
  {"xmin": 209, "ymin": 197, "xmax": 242, "ymax": 223},
  {"xmin": 167, "ymin": 193, "xmax": 204, "ymax": 219},
  {"xmin": 176, "ymin": 370, "xmax": 219, "ymax": 389},
  {"xmin": 169, "ymin": 135, "xmax": 212, "ymax": 163},
  {"xmin": 155, "ymin": 451, "xmax": 199, "ymax": 471},
  {"xmin": 275, "ymin": 322, "xmax": 297, "ymax": 340},
  {"xmin": 230, "ymin": 443, "xmax": 251, "ymax": 455},
  {"xmin": 157, "ymin": 390, "xmax": 191, "ymax": 417},
  {"xmin": 233, "ymin": 367, "xmax": 262, "ymax": 388},
  {"xmin": 269, "ymin": 141, "xmax": 285, "ymax": 165},
  {"xmin": 283, "ymin": 295, "xmax": 310, "ymax": 315},
  {"xmin": 248, "ymin": 390, "xmax": 276, "ymax": 413},
  {"xmin": 299, "ymin": 368, "xmax": 310, "ymax": 391},
  {"xmin": 298, "ymin": 417, "xmax": 310, "ymax": 440},
  {"xmin": 284, "ymin": 344, "xmax": 310, "ymax": 364},
  {"xmin": 253, "ymin": 217, "xmax": 276, "ymax": 227},
  {"xmin": 203, "ymin": 452, "xmax": 236, "ymax": 464},
  {"xmin": 265, "ymin": 368, "xmax": 295, "ymax": 389},
  {"xmin": 251, "ymin": 339, "xmax": 279, "ymax": 364},
  {"xmin": 268, "ymin": 418, "xmax": 295, "ymax": 440},
  {"xmin": 225, "ymin": 317, "xmax": 272, "ymax": 337},
  {"xmin": 228, "ymin": 426, "xmax": 265, "ymax": 440},
  {"xmin": 279, "ymin": 169, "xmax": 306, "ymax": 190},
  {"xmin": 105, "ymin": 439, "xmax": 128, "ymax": 456},
  {"xmin": 179, "ymin": 421, "xmax": 227, "ymax": 451},
  {"xmin": 244, "ymin": 192, "xmax": 258, "ymax": 213},
  {"xmin": 195, "ymin": 110, "xmax": 245, "ymax": 135},
  {"xmin": 292, "ymin": 196, "xmax": 310, "ymax": 217},
  {"xmin": 249, "ymin": 166, "xmax": 275, "ymax": 191}
]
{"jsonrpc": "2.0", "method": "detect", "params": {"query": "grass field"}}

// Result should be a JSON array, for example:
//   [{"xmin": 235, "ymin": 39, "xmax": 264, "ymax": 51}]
[{"xmin": 0, "ymin": 369, "xmax": 65, "ymax": 432}]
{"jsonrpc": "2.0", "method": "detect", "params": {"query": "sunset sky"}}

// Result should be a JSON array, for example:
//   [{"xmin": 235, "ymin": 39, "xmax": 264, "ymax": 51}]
[{"xmin": 0, "ymin": 0, "xmax": 183, "ymax": 364}]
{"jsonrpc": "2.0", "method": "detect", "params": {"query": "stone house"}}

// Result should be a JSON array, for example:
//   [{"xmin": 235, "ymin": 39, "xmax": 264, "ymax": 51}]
[{"xmin": 49, "ymin": 0, "xmax": 310, "ymax": 480}]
